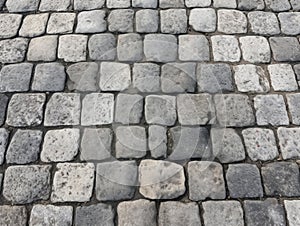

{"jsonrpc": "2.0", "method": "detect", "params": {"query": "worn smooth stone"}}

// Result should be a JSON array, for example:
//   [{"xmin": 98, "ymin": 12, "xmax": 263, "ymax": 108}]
[
  {"xmin": 133, "ymin": 63, "xmax": 160, "ymax": 93},
  {"xmin": 74, "ymin": 0, "xmax": 105, "ymax": 10},
  {"xmin": 270, "ymin": 37, "xmax": 300, "ymax": 62},
  {"xmin": 27, "ymin": 36, "xmax": 58, "ymax": 62},
  {"xmin": 179, "ymin": 35, "xmax": 210, "ymax": 61},
  {"xmin": 136, "ymin": 9, "xmax": 159, "ymax": 33},
  {"xmin": 89, "ymin": 34, "xmax": 116, "ymax": 61},
  {"xmin": 117, "ymin": 33, "xmax": 143, "ymax": 62},
  {"xmin": 189, "ymin": 8, "xmax": 216, "ymax": 32},
  {"xmin": 287, "ymin": 93, "xmax": 300, "ymax": 125},
  {"xmin": 19, "ymin": 13, "xmax": 49, "ymax": 37},
  {"xmin": 108, "ymin": 9, "xmax": 134, "ymax": 32},
  {"xmin": 47, "ymin": 13, "xmax": 76, "ymax": 34},
  {"xmin": 76, "ymin": 10, "xmax": 106, "ymax": 33},
  {"xmin": 268, "ymin": 64, "xmax": 298, "ymax": 91},
  {"xmin": 285, "ymin": 201, "xmax": 300, "ymax": 226},
  {"xmin": 149, "ymin": 125, "xmax": 167, "ymax": 158}
]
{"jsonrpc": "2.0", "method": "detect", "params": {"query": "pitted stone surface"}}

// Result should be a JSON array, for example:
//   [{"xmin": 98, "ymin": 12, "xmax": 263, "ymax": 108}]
[
  {"xmin": 0, "ymin": 128, "xmax": 9, "ymax": 165},
  {"xmin": 268, "ymin": 64, "xmax": 298, "ymax": 91},
  {"xmin": 6, "ymin": 0, "xmax": 39, "ymax": 12},
  {"xmin": 285, "ymin": 200, "xmax": 300, "ymax": 226},
  {"xmin": 0, "ymin": 206, "xmax": 27, "ymax": 226},
  {"xmin": 189, "ymin": 8, "xmax": 216, "ymax": 32},
  {"xmin": 58, "ymin": 35, "xmax": 87, "ymax": 62},
  {"xmin": 279, "ymin": 12, "xmax": 300, "ymax": 35},
  {"xmin": 287, "ymin": 93, "xmax": 300, "ymax": 125},
  {"xmin": 0, "ymin": 38, "xmax": 28, "ymax": 63},
  {"xmin": 161, "ymin": 9, "xmax": 187, "ymax": 34},
  {"xmin": 248, "ymin": 12, "xmax": 280, "ymax": 35},
  {"xmin": 278, "ymin": 127, "xmax": 300, "ymax": 159},
  {"xmin": 0, "ymin": 14, "xmax": 22, "ymax": 39},
  {"xmin": 211, "ymin": 35, "xmax": 241, "ymax": 62},
  {"xmin": 47, "ymin": 13, "xmax": 76, "ymax": 34},
  {"xmin": 217, "ymin": 10, "xmax": 247, "ymax": 34}
]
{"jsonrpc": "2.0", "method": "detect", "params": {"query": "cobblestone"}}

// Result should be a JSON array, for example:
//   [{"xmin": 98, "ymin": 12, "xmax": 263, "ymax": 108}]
[
  {"xmin": 74, "ymin": 0, "xmax": 105, "ymax": 10},
  {"xmin": 270, "ymin": 37, "xmax": 300, "ymax": 62},
  {"xmin": 117, "ymin": 33, "xmax": 143, "ymax": 62},
  {"xmin": 265, "ymin": 0, "xmax": 291, "ymax": 11},
  {"xmin": 0, "ymin": 206, "xmax": 27, "ymax": 226},
  {"xmin": 189, "ymin": 8, "xmax": 216, "ymax": 32},
  {"xmin": 0, "ymin": 14, "xmax": 22, "ymax": 39},
  {"xmin": 237, "ymin": 0, "xmax": 265, "ymax": 10},
  {"xmin": 0, "ymin": 95, "xmax": 8, "ymax": 126},
  {"xmin": 279, "ymin": 12, "xmax": 300, "ymax": 35},
  {"xmin": 27, "ymin": 36, "xmax": 58, "ymax": 62},
  {"xmin": 19, "ymin": 13, "xmax": 48, "ymax": 37},
  {"xmin": 268, "ymin": 64, "xmax": 298, "ymax": 91},
  {"xmin": 0, "ymin": 38, "xmax": 28, "ymax": 63},
  {"xmin": 0, "ymin": 128, "xmax": 9, "ymax": 165},
  {"xmin": 39, "ymin": 0, "xmax": 71, "ymax": 11},
  {"xmin": 6, "ymin": 0, "xmax": 39, "ymax": 12},
  {"xmin": 211, "ymin": 35, "xmax": 241, "ymax": 62},
  {"xmin": 217, "ymin": 10, "xmax": 247, "ymax": 34},
  {"xmin": 248, "ymin": 11, "xmax": 280, "ymax": 35},
  {"xmin": 89, "ymin": 34, "xmax": 116, "ymax": 60},
  {"xmin": 278, "ymin": 127, "xmax": 300, "ymax": 159},
  {"xmin": 58, "ymin": 35, "xmax": 87, "ymax": 62},
  {"xmin": 179, "ymin": 35, "xmax": 210, "ymax": 61},
  {"xmin": 108, "ymin": 9, "xmax": 134, "ymax": 32},
  {"xmin": 47, "ymin": 13, "xmax": 76, "ymax": 34},
  {"xmin": 76, "ymin": 10, "xmax": 106, "ymax": 33},
  {"xmin": 161, "ymin": 9, "xmax": 187, "ymax": 34},
  {"xmin": 149, "ymin": 125, "xmax": 167, "ymax": 158},
  {"xmin": 285, "ymin": 200, "xmax": 300, "ymax": 226},
  {"xmin": 287, "ymin": 93, "xmax": 300, "ymax": 125},
  {"xmin": 136, "ymin": 9, "xmax": 159, "ymax": 33}
]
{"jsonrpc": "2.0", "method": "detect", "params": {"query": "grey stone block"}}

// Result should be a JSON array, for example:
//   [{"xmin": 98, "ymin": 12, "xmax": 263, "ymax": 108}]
[
  {"xmin": 27, "ymin": 36, "xmax": 58, "ymax": 62},
  {"xmin": 237, "ymin": 0, "xmax": 264, "ymax": 10},
  {"xmin": 211, "ymin": 35, "xmax": 241, "ymax": 62},
  {"xmin": 285, "ymin": 201, "xmax": 300, "ymax": 226},
  {"xmin": 279, "ymin": 12, "xmax": 300, "ymax": 35},
  {"xmin": 6, "ymin": 0, "xmax": 39, "ymax": 12},
  {"xmin": 0, "ymin": 14, "xmax": 22, "ymax": 38},
  {"xmin": 117, "ymin": 33, "xmax": 143, "ymax": 62},
  {"xmin": 19, "ymin": 13, "xmax": 49, "ymax": 37},
  {"xmin": 108, "ymin": 9, "xmax": 134, "ymax": 32},
  {"xmin": 39, "ymin": 0, "xmax": 71, "ymax": 11},
  {"xmin": 159, "ymin": 0, "xmax": 184, "ymax": 8},
  {"xmin": 290, "ymin": 0, "xmax": 300, "ymax": 10},
  {"xmin": 179, "ymin": 35, "xmax": 210, "ymax": 61},
  {"xmin": 107, "ymin": 0, "xmax": 130, "ymax": 8},
  {"xmin": 268, "ymin": 64, "xmax": 298, "ymax": 91},
  {"xmin": 0, "ymin": 38, "xmax": 28, "ymax": 64},
  {"xmin": 269, "ymin": 37, "xmax": 300, "ymax": 62},
  {"xmin": 0, "ymin": 206, "xmax": 27, "ymax": 226},
  {"xmin": 74, "ymin": 0, "xmax": 105, "ymax": 10},
  {"xmin": 149, "ymin": 125, "xmax": 167, "ymax": 158},
  {"xmin": 186, "ymin": 0, "xmax": 211, "ymax": 7},
  {"xmin": 248, "ymin": 12, "xmax": 280, "ymax": 35},
  {"xmin": 214, "ymin": 0, "xmax": 237, "ymax": 8},
  {"xmin": 160, "ymin": 9, "xmax": 187, "ymax": 34},
  {"xmin": 47, "ymin": 13, "xmax": 76, "ymax": 34},
  {"xmin": 0, "ymin": 129, "xmax": 9, "ymax": 165},
  {"xmin": 133, "ymin": 63, "xmax": 160, "ymax": 93},
  {"xmin": 89, "ymin": 34, "xmax": 116, "ymax": 61},
  {"xmin": 189, "ymin": 8, "xmax": 216, "ymax": 32},
  {"xmin": 133, "ymin": 0, "xmax": 157, "ymax": 8},
  {"xmin": 287, "ymin": 93, "xmax": 300, "ymax": 125},
  {"xmin": 76, "ymin": 10, "xmax": 106, "ymax": 33},
  {"xmin": 0, "ymin": 94, "xmax": 8, "ymax": 126},
  {"xmin": 58, "ymin": 35, "xmax": 87, "ymax": 62},
  {"xmin": 136, "ymin": 9, "xmax": 159, "ymax": 33},
  {"xmin": 278, "ymin": 127, "xmax": 300, "ymax": 159},
  {"xmin": 218, "ymin": 10, "xmax": 247, "ymax": 34},
  {"xmin": 265, "ymin": 0, "xmax": 291, "ymax": 11}
]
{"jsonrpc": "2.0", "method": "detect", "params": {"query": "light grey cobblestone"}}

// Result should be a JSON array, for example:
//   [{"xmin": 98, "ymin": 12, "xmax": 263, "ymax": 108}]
[
  {"xmin": 189, "ymin": 8, "xmax": 216, "ymax": 32},
  {"xmin": 217, "ymin": 10, "xmax": 247, "ymax": 34},
  {"xmin": 268, "ymin": 64, "xmax": 298, "ymax": 91},
  {"xmin": 285, "ymin": 200, "xmax": 300, "ymax": 226},
  {"xmin": 265, "ymin": 0, "xmax": 291, "ymax": 11},
  {"xmin": 74, "ymin": 0, "xmax": 105, "ymax": 10},
  {"xmin": 160, "ymin": 0, "xmax": 184, "ymax": 8},
  {"xmin": 27, "ymin": 36, "xmax": 58, "ymax": 62},
  {"xmin": 211, "ymin": 35, "xmax": 241, "ymax": 62},
  {"xmin": 278, "ymin": 127, "xmax": 300, "ymax": 159},
  {"xmin": 117, "ymin": 33, "xmax": 143, "ymax": 62},
  {"xmin": 179, "ymin": 35, "xmax": 210, "ymax": 61},
  {"xmin": 76, "ymin": 10, "xmax": 106, "ymax": 33},
  {"xmin": 237, "ymin": 0, "xmax": 265, "ymax": 10},
  {"xmin": 279, "ymin": 12, "xmax": 300, "ymax": 35},
  {"xmin": 89, "ymin": 34, "xmax": 116, "ymax": 61},
  {"xmin": 214, "ymin": 0, "xmax": 237, "ymax": 8},
  {"xmin": 47, "ymin": 13, "xmax": 76, "ymax": 34},
  {"xmin": 0, "ymin": 128, "xmax": 9, "ymax": 165},
  {"xmin": 58, "ymin": 35, "xmax": 87, "ymax": 62},
  {"xmin": 39, "ymin": 0, "xmax": 71, "ymax": 11},
  {"xmin": 108, "ymin": 9, "xmax": 134, "ymax": 32},
  {"xmin": 133, "ymin": 0, "xmax": 157, "ymax": 8},
  {"xmin": 19, "ymin": 13, "xmax": 49, "ymax": 37},
  {"xmin": 287, "ymin": 93, "xmax": 300, "ymax": 125},
  {"xmin": 0, "ymin": 14, "xmax": 22, "ymax": 39},
  {"xmin": 0, "ymin": 206, "xmax": 27, "ymax": 226},
  {"xmin": 133, "ymin": 63, "xmax": 160, "ymax": 93},
  {"xmin": 0, "ymin": 38, "xmax": 28, "ymax": 63},
  {"xmin": 149, "ymin": 125, "xmax": 167, "ymax": 158},
  {"xmin": 6, "ymin": 0, "xmax": 39, "ymax": 12},
  {"xmin": 160, "ymin": 9, "xmax": 187, "ymax": 34},
  {"xmin": 248, "ymin": 11, "xmax": 280, "ymax": 35},
  {"xmin": 136, "ymin": 9, "xmax": 159, "ymax": 33}
]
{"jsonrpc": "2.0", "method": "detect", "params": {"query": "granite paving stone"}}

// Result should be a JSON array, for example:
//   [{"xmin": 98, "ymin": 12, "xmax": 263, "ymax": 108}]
[
  {"xmin": 217, "ymin": 10, "xmax": 247, "ymax": 34},
  {"xmin": 185, "ymin": 0, "xmax": 211, "ymax": 7},
  {"xmin": 237, "ymin": 0, "xmax": 265, "ymax": 10},
  {"xmin": 19, "ymin": 13, "xmax": 49, "ymax": 37},
  {"xmin": 0, "ymin": 206, "xmax": 27, "ymax": 226},
  {"xmin": 0, "ymin": 38, "xmax": 28, "ymax": 63},
  {"xmin": 6, "ymin": 0, "xmax": 39, "ymax": 12},
  {"xmin": 117, "ymin": 33, "xmax": 143, "ymax": 62},
  {"xmin": 189, "ymin": 8, "xmax": 216, "ymax": 32},
  {"xmin": 268, "ymin": 64, "xmax": 298, "ymax": 91},
  {"xmin": 74, "ymin": 0, "xmax": 105, "ymax": 10},
  {"xmin": 278, "ymin": 127, "xmax": 300, "ymax": 159},
  {"xmin": 107, "ymin": 0, "xmax": 130, "ymax": 8},
  {"xmin": 39, "ymin": 0, "xmax": 71, "ymax": 11},
  {"xmin": 284, "ymin": 200, "xmax": 300, "ymax": 226},
  {"xmin": 47, "ymin": 13, "xmax": 76, "ymax": 34},
  {"xmin": 136, "ymin": 9, "xmax": 159, "ymax": 33},
  {"xmin": 265, "ymin": 0, "xmax": 291, "ymax": 11},
  {"xmin": 0, "ymin": 14, "xmax": 22, "ymax": 39},
  {"xmin": 269, "ymin": 37, "xmax": 300, "ymax": 62},
  {"xmin": 149, "ymin": 125, "xmax": 167, "ymax": 158},
  {"xmin": 287, "ymin": 93, "xmax": 300, "ymax": 125},
  {"xmin": 279, "ymin": 12, "xmax": 300, "ymax": 35},
  {"xmin": 211, "ymin": 35, "xmax": 241, "ymax": 62},
  {"xmin": 58, "ymin": 35, "xmax": 87, "ymax": 62},
  {"xmin": 108, "ymin": 9, "xmax": 134, "ymax": 32},
  {"xmin": 160, "ymin": 9, "xmax": 187, "ymax": 34},
  {"xmin": 213, "ymin": 0, "xmax": 237, "ymax": 8},
  {"xmin": 27, "ymin": 36, "xmax": 58, "ymax": 62},
  {"xmin": 159, "ymin": 0, "xmax": 184, "ymax": 8},
  {"xmin": 0, "ymin": 128, "xmax": 9, "ymax": 165},
  {"xmin": 0, "ymin": 95, "xmax": 8, "ymax": 126},
  {"xmin": 132, "ymin": 0, "xmax": 158, "ymax": 8},
  {"xmin": 290, "ymin": 0, "xmax": 300, "ymax": 10},
  {"xmin": 248, "ymin": 11, "xmax": 280, "ymax": 35},
  {"xmin": 76, "ymin": 10, "xmax": 106, "ymax": 33},
  {"xmin": 88, "ymin": 34, "xmax": 116, "ymax": 60}
]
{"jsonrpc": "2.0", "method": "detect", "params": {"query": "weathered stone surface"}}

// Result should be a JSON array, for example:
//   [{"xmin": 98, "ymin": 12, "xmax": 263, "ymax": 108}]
[
  {"xmin": 279, "ymin": 12, "xmax": 300, "ymax": 35},
  {"xmin": 20, "ymin": 13, "xmax": 48, "ymax": 37},
  {"xmin": 100, "ymin": 62, "xmax": 131, "ymax": 91},
  {"xmin": 74, "ymin": 0, "xmax": 105, "ymax": 10},
  {"xmin": 265, "ymin": 0, "xmax": 291, "ymax": 11},
  {"xmin": 67, "ymin": 62, "xmax": 99, "ymax": 91},
  {"xmin": 215, "ymin": 94, "xmax": 255, "ymax": 127},
  {"xmin": 145, "ymin": 95, "xmax": 177, "ymax": 126},
  {"xmin": 218, "ymin": 10, "xmax": 247, "ymax": 34},
  {"xmin": 268, "ymin": 64, "xmax": 298, "ymax": 91},
  {"xmin": 58, "ymin": 35, "xmax": 87, "ymax": 62},
  {"xmin": 294, "ymin": 64, "xmax": 300, "ymax": 80},
  {"xmin": 0, "ymin": 14, "xmax": 22, "ymax": 38},
  {"xmin": 80, "ymin": 128, "xmax": 112, "ymax": 161},
  {"xmin": 0, "ymin": 206, "xmax": 27, "ymax": 226},
  {"xmin": 41, "ymin": 129, "xmax": 80, "ymax": 162},
  {"xmin": 211, "ymin": 35, "xmax": 241, "ymax": 62},
  {"xmin": 203, "ymin": 201, "xmax": 244, "ymax": 226},
  {"xmin": 144, "ymin": 34, "xmax": 177, "ymax": 62},
  {"xmin": 76, "ymin": 10, "xmax": 106, "ymax": 33},
  {"xmin": 115, "ymin": 126, "xmax": 147, "ymax": 158},
  {"xmin": 170, "ymin": 126, "xmax": 211, "ymax": 160},
  {"xmin": 96, "ymin": 161, "xmax": 137, "ymax": 201},
  {"xmin": 44, "ymin": 93, "xmax": 81, "ymax": 126},
  {"xmin": 248, "ymin": 12, "xmax": 280, "ymax": 35},
  {"xmin": 32, "ymin": 63, "xmax": 66, "ymax": 91},
  {"xmin": 0, "ymin": 129, "xmax": 9, "ymax": 165},
  {"xmin": 290, "ymin": 0, "xmax": 300, "ymax": 10},
  {"xmin": 0, "ymin": 95, "xmax": 8, "ymax": 126},
  {"xmin": 7, "ymin": 94, "xmax": 45, "ymax": 127},
  {"xmin": 6, "ymin": 0, "xmax": 39, "ymax": 12},
  {"xmin": 214, "ymin": 0, "xmax": 237, "ymax": 8},
  {"xmin": 108, "ymin": 9, "xmax": 134, "ymax": 32},
  {"xmin": 159, "ymin": 0, "xmax": 184, "ymax": 8},
  {"xmin": 188, "ymin": 161, "xmax": 226, "ymax": 201},
  {"xmin": 186, "ymin": 0, "xmax": 211, "ymax": 7},
  {"xmin": 234, "ymin": 65, "xmax": 270, "ymax": 93},
  {"xmin": 133, "ymin": 0, "xmax": 157, "ymax": 8},
  {"xmin": 115, "ymin": 94, "xmax": 143, "ymax": 124},
  {"xmin": 179, "ymin": 35, "xmax": 210, "ymax": 61},
  {"xmin": 159, "ymin": 202, "xmax": 202, "ymax": 226},
  {"xmin": 30, "ymin": 205, "xmax": 73, "ymax": 226},
  {"xmin": 161, "ymin": 9, "xmax": 187, "ymax": 34},
  {"xmin": 0, "ymin": 63, "xmax": 33, "ymax": 92},
  {"xmin": 39, "ymin": 0, "xmax": 71, "ymax": 11},
  {"xmin": 89, "ymin": 34, "xmax": 116, "ymax": 61},
  {"xmin": 117, "ymin": 33, "xmax": 143, "ymax": 62},
  {"xmin": 270, "ymin": 37, "xmax": 300, "ymax": 62},
  {"xmin": 3, "ymin": 165, "xmax": 51, "ymax": 204},
  {"xmin": 226, "ymin": 164, "xmax": 263, "ymax": 198},
  {"xmin": 287, "ymin": 94, "xmax": 300, "ymax": 125},
  {"xmin": 240, "ymin": 36, "xmax": 271, "ymax": 63},
  {"xmin": 285, "ymin": 200, "xmax": 300, "ymax": 226},
  {"xmin": 278, "ymin": 127, "xmax": 300, "ymax": 159},
  {"xmin": 197, "ymin": 63, "xmax": 233, "ymax": 93},
  {"xmin": 27, "ymin": 36, "xmax": 58, "ymax": 62},
  {"xmin": 75, "ymin": 204, "xmax": 114, "ymax": 226},
  {"xmin": 6, "ymin": 130, "xmax": 42, "ymax": 164},
  {"xmin": 139, "ymin": 160, "xmax": 186, "ymax": 199},
  {"xmin": 51, "ymin": 163, "xmax": 94, "ymax": 202},
  {"xmin": 211, "ymin": 128, "xmax": 245, "ymax": 163},
  {"xmin": 118, "ymin": 199, "xmax": 157, "ymax": 226},
  {"xmin": 242, "ymin": 128, "xmax": 278, "ymax": 161},
  {"xmin": 136, "ymin": 9, "xmax": 159, "ymax": 33},
  {"xmin": 0, "ymin": 38, "xmax": 28, "ymax": 63},
  {"xmin": 107, "ymin": 0, "xmax": 130, "ymax": 8},
  {"xmin": 245, "ymin": 199, "xmax": 286, "ymax": 226},
  {"xmin": 161, "ymin": 63, "xmax": 196, "ymax": 93},
  {"xmin": 133, "ymin": 63, "xmax": 160, "ymax": 93},
  {"xmin": 254, "ymin": 95, "xmax": 289, "ymax": 126},
  {"xmin": 189, "ymin": 8, "xmax": 216, "ymax": 32},
  {"xmin": 47, "ymin": 13, "xmax": 76, "ymax": 34},
  {"xmin": 262, "ymin": 162, "xmax": 300, "ymax": 197},
  {"xmin": 237, "ymin": 0, "xmax": 264, "ymax": 10},
  {"xmin": 81, "ymin": 93, "xmax": 114, "ymax": 126},
  {"xmin": 149, "ymin": 125, "xmax": 167, "ymax": 158}
]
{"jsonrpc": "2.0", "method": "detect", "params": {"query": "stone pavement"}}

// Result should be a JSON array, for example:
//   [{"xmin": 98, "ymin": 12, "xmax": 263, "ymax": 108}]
[{"xmin": 0, "ymin": 0, "xmax": 300, "ymax": 225}]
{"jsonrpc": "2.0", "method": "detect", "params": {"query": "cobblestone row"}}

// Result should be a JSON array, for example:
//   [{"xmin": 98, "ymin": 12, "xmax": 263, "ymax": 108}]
[{"xmin": 0, "ymin": 0, "xmax": 300, "ymax": 225}]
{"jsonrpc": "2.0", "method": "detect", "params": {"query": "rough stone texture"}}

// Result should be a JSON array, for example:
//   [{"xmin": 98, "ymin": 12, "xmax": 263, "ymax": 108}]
[
  {"xmin": 269, "ymin": 37, "xmax": 300, "ymax": 62},
  {"xmin": 136, "ymin": 9, "xmax": 159, "ymax": 33},
  {"xmin": 115, "ymin": 126, "xmax": 147, "ymax": 158},
  {"xmin": 76, "ymin": 10, "xmax": 106, "ymax": 33},
  {"xmin": 47, "ymin": 13, "xmax": 76, "ymax": 34},
  {"xmin": 248, "ymin": 12, "xmax": 280, "ymax": 35},
  {"xmin": 242, "ymin": 128, "xmax": 279, "ymax": 161},
  {"xmin": 240, "ymin": 36, "xmax": 271, "ymax": 63},
  {"xmin": 74, "ymin": 0, "xmax": 105, "ymax": 10},
  {"xmin": 161, "ymin": 63, "xmax": 196, "ymax": 93},
  {"xmin": 81, "ymin": 93, "xmax": 114, "ymax": 126},
  {"xmin": 0, "ymin": 38, "xmax": 28, "ymax": 63},
  {"xmin": 211, "ymin": 128, "xmax": 245, "ymax": 163},
  {"xmin": 51, "ymin": 163, "xmax": 94, "ymax": 202},
  {"xmin": 186, "ymin": 0, "xmax": 211, "ymax": 7},
  {"xmin": 254, "ymin": 95, "xmax": 289, "ymax": 126},
  {"xmin": 285, "ymin": 200, "xmax": 300, "ymax": 226},
  {"xmin": 115, "ymin": 94, "xmax": 144, "ymax": 124},
  {"xmin": 234, "ymin": 65, "xmax": 270, "ymax": 93},
  {"xmin": 278, "ymin": 127, "xmax": 300, "ymax": 159},
  {"xmin": 3, "ymin": 165, "xmax": 51, "ymax": 204},
  {"xmin": 188, "ymin": 161, "xmax": 226, "ymax": 201},
  {"xmin": 117, "ymin": 33, "xmax": 143, "ymax": 62},
  {"xmin": 287, "ymin": 93, "xmax": 300, "ymax": 125},
  {"xmin": 108, "ymin": 9, "xmax": 134, "ymax": 32},
  {"xmin": 262, "ymin": 162, "xmax": 300, "ymax": 197},
  {"xmin": 100, "ymin": 62, "xmax": 131, "ymax": 91},
  {"xmin": 268, "ymin": 64, "xmax": 298, "ymax": 91},
  {"xmin": 32, "ymin": 63, "xmax": 66, "ymax": 91},
  {"xmin": 44, "ymin": 93, "xmax": 81, "ymax": 126},
  {"xmin": 244, "ymin": 199, "xmax": 286, "ymax": 226},
  {"xmin": 149, "ymin": 125, "xmax": 167, "ymax": 158},
  {"xmin": 145, "ymin": 95, "xmax": 177, "ymax": 126},
  {"xmin": 179, "ymin": 35, "xmax": 210, "ymax": 61},
  {"xmin": 279, "ymin": 12, "xmax": 300, "ymax": 35},
  {"xmin": 0, "ymin": 94, "xmax": 8, "ymax": 126},
  {"xmin": 96, "ymin": 161, "xmax": 137, "ymax": 201},
  {"xmin": 160, "ymin": 9, "xmax": 187, "ymax": 34},
  {"xmin": 214, "ymin": 94, "xmax": 255, "ymax": 127},
  {"xmin": 80, "ymin": 128, "xmax": 112, "ymax": 161},
  {"xmin": 133, "ymin": 63, "xmax": 160, "ymax": 93},
  {"xmin": 0, "ymin": 129, "xmax": 9, "ymax": 165},
  {"xmin": 7, "ymin": 94, "xmax": 45, "ymax": 127},
  {"xmin": 27, "ymin": 36, "xmax": 58, "ymax": 62},
  {"xmin": 89, "ymin": 34, "xmax": 116, "ymax": 61},
  {"xmin": 291, "ymin": 0, "xmax": 300, "ymax": 10},
  {"xmin": 6, "ymin": 130, "xmax": 42, "ymax": 164},
  {"xmin": 30, "ymin": 205, "xmax": 73, "ymax": 226},
  {"xmin": 159, "ymin": 202, "xmax": 202, "ymax": 226},
  {"xmin": 39, "ymin": 0, "xmax": 71, "ymax": 11},
  {"xmin": 6, "ymin": 0, "xmax": 39, "ymax": 12},
  {"xmin": 160, "ymin": 0, "xmax": 184, "ymax": 8},
  {"xmin": 133, "ymin": 0, "xmax": 157, "ymax": 8},
  {"xmin": 265, "ymin": 0, "xmax": 291, "ymax": 11},
  {"xmin": 41, "ymin": 129, "xmax": 80, "ymax": 162},
  {"xmin": 118, "ymin": 199, "xmax": 157, "ymax": 226},
  {"xmin": 19, "ymin": 13, "xmax": 49, "ymax": 37},
  {"xmin": 107, "ymin": 0, "xmax": 130, "ymax": 8},
  {"xmin": 189, "ymin": 8, "xmax": 216, "ymax": 32},
  {"xmin": 226, "ymin": 164, "xmax": 263, "ymax": 198},
  {"xmin": 0, "ymin": 63, "xmax": 33, "ymax": 92},
  {"xmin": 0, "ymin": 206, "xmax": 27, "ymax": 226},
  {"xmin": 144, "ymin": 34, "xmax": 177, "ymax": 62},
  {"xmin": 58, "ymin": 35, "xmax": 87, "ymax": 62},
  {"xmin": 75, "ymin": 204, "xmax": 114, "ymax": 226},
  {"xmin": 139, "ymin": 160, "xmax": 186, "ymax": 199},
  {"xmin": 211, "ymin": 35, "xmax": 241, "ymax": 62},
  {"xmin": 214, "ymin": 0, "xmax": 237, "ymax": 8},
  {"xmin": 218, "ymin": 10, "xmax": 247, "ymax": 34},
  {"xmin": 0, "ymin": 14, "xmax": 22, "ymax": 39},
  {"xmin": 237, "ymin": 0, "xmax": 265, "ymax": 10},
  {"xmin": 203, "ymin": 201, "xmax": 244, "ymax": 226}
]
